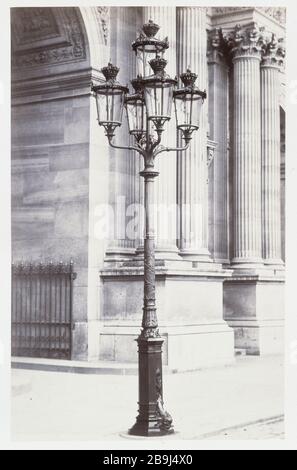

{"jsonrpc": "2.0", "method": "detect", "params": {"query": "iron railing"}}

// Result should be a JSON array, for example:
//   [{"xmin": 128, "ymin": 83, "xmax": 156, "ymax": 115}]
[{"xmin": 11, "ymin": 261, "xmax": 76, "ymax": 359}]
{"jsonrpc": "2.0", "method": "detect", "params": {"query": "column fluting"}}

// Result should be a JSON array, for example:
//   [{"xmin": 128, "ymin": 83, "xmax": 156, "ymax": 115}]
[
  {"xmin": 230, "ymin": 26, "xmax": 263, "ymax": 266},
  {"xmin": 106, "ymin": 7, "xmax": 139, "ymax": 258},
  {"xmin": 176, "ymin": 6, "xmax": 211, "ymax": 261},
  {"xmin": 261, "ymin": 35, "xmax": 284, "ymax": 266},
  {"xmin": 207, "ymin": 29, "xmax": 230, "ymax": 264}
]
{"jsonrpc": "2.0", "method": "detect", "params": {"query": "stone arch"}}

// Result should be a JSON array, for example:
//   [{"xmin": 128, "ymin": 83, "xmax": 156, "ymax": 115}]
[
  {"xmin": 11, "ymin": 6, "xmax": 110, "ymax": 360},
  {"xmin": 79, "ymin": 6, "xmax": 110, "ymax": 69},
  {"xmin": 11, "ymin": 6, "xmax": 111, "ymax": 101}
]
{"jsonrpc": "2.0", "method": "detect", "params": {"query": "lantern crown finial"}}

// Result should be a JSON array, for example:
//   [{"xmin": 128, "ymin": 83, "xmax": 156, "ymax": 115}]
[
  {"xmin": 131, "ymin": 75, "xmax": 144, "ymax": 93},
  {"xmin": 101, "ymin": 62, "xmax": 120, "ymax": 82},
  {"xmin": 180, "ymin": 69, "xmax": 198, "ymax": 88},
  {"xmin": 142, "ymin": 19, "xmax": 160, "ymax": 38},
  {"xmin": 149, "ymin": 55, "xmax": 167, "ymax": 75}
]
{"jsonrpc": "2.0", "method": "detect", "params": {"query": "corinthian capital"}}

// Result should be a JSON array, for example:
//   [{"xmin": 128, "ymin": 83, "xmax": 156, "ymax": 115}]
[
  {"xmin": 207, "ymin": 28, "xmax": 229, "ymax": 64},
  {"xmin": 227, "ymin": 24, "xmax": 264, "ymax": 60},
  {"xmin": 261, "ymin": 34, "xmax": 286, "ymax": 68}
]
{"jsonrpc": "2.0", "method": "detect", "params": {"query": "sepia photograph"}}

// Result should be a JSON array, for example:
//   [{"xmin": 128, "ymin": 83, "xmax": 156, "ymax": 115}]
[{"xmin": 1, "ymin": 0, "xmax": 297, "ymax": 452}]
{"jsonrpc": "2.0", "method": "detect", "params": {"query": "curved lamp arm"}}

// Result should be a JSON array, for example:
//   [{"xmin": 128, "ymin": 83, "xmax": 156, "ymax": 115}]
[
  {"xmin": 154, "ymin": 142, "xmax": 190, "ymax": 157},
  {"xmin": 108, "ymin": 137, "xmax": 145, "ymax": 158}
]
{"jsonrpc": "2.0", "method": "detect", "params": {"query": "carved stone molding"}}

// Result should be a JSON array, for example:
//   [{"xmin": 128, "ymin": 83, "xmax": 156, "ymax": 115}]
[
  {"xmin": 207, "ymin": 140, "xmax": 217, "ymax": 168},
  {"xmin": 96, "ymin": 6, "xmax": 109, "ymax": 46},
  {"xmin": 11, "ymin": 68, "xmax": 97, "ymax": 105},
  {"xmin": 260, "ymin": 7, "xmax": 286, "ymax": 26},
  {"xmin": 212, "ymin": 7, "xmax": 247, "ymax": 14},
  {"xmin": 206, "ymin": 140, "xmax": 217, "ymax": 186},
  {"xmin": 211, "ymin": 7, "xmax": 286, "ymax": 26},
  {"xmin": 11, "ymin": 7, "xmax": 87, "ymax": 69}
]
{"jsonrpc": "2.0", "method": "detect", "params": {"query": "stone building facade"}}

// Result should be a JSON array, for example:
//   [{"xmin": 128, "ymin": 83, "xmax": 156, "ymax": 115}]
[{"xmin": 11, "ymin": 6, "xmax": 286, "ymax": 370}]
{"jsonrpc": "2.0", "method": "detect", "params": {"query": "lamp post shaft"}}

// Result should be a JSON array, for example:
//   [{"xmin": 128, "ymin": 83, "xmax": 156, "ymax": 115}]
[
  {"xmin": 142, "ymin": 166, "xmax": 158, "ymax": 335},
  {"xmin": 129, "ymin": 162, "xmax": 174, "ymax": 436}
]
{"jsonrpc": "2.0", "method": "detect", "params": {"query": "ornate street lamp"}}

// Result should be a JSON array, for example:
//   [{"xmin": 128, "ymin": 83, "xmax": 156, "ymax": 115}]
[
  {"xmin": 174, "ymin": 69, "xmax": 207, "ymax": 142},
  {"xmin": 93, "ymin": 62, "xmax": 128, "ymax": 139},
  {"xmin": 125, "ymin": 76, "xmax": 147, "ymax": 141},
  {"xmin": 92, "ymin": 19, "xmax": 206, "ymax": 437},
  {"xmin": 132, "ymin": 19, "xmax": 169, "ymax": 77}
]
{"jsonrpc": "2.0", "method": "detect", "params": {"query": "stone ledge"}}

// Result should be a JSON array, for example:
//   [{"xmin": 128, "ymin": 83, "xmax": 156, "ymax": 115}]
[
  {"xmin": 100, "ymin": 321, "xmax": 233, "ymax": 336},
  {"xmin": 225, "ymin": 318, "xmax": 284, "ymax": 328},
  {"xmin": 224, "ymin": 272, "xmax": 285, "ymax": 283},
  {"xmin": 101, "ymin": 265, "xmax": 233, "ymax": 280},
  {"xmin": 12, "ymin": 67, "xmax": 102, "ymax": 105}
]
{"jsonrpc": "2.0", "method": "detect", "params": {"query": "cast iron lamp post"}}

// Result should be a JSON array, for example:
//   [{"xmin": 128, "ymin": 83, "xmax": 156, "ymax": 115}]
[{"xmin": 92, "ymin": 19, "xmax": 206, "ymax": 437}]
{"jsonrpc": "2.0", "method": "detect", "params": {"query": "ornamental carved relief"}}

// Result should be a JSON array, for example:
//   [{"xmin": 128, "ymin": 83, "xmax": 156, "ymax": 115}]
[
  {"xmin": 156, "ymin": 367, "xmax": 173, "ymax": 431},
  {"xmin": 11, "ymin": 7, "xmax": 86, "ymax": 69},
  {"xmin": 96, "ymin": 6, "xmax": 110, "ymax": 45},
  {"xmin": 11, "ymin": 7, "xmax": 60, "ymax": 44},
  {"xmin": 207, "ymin": 145, "xmax": 215, "ymax": 168}
]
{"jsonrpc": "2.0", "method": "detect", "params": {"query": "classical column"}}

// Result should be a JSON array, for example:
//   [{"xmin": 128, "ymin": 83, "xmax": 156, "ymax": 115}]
[
  {"xmin": 176, "ymin": 7, "xmax": 211, "ymax": 261},
  {"xmin": 106, "ymin": 7, "xmax": 138, "ymax": 258},
  {"xmin": 261, "ymin": 34, "xmax": 284, "ymax": 267},
  {"xmin": 207, "ymin": 29, "xmax": 230, "ymax": 264},
  {"xmin": 230, "ymin": 26, "xmax": 263, "ymax": 267},
  {"xmin": 142, "ymin": 6, "xmax": 179, "ymax": 259}
]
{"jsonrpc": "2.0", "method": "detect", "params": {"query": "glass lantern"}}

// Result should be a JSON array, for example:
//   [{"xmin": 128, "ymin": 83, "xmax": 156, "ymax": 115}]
[
  {"xmin": 92, "ymin": 63, "xmax": 128, "ymax": 136},
  {"xmin": 173, "ymin": 69, "xmax": 206, "ymax": 140},
  {"xmin": 132, "ymin": 19, "xmax": 169, "ymax": 78},
  {"xmin": 125, "ymin": 76, "xmax": 146, "ymax": 140},
  {"xmin": 142, "ymin": 56, "xmax": 177, "ymax": 130}
]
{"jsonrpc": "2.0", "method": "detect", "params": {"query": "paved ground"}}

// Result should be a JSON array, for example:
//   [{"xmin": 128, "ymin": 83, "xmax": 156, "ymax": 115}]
[
  {"xmin": 11, "ymin": 355, "xmax": 284, "ymax": 442},
  {"xmin": 200, "ymin": 417, "xmax": 284, "ymax": 440}
]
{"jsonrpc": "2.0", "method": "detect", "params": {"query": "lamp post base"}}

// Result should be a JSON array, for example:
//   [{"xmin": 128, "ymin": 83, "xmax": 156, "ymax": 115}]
[
  {"xmin": 128, "ymin": 420, "xmax": 174, "ymax": 437},
  {"xmin": 129, "ymin": 336, "xmax": 174, "ymax": 437}
]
